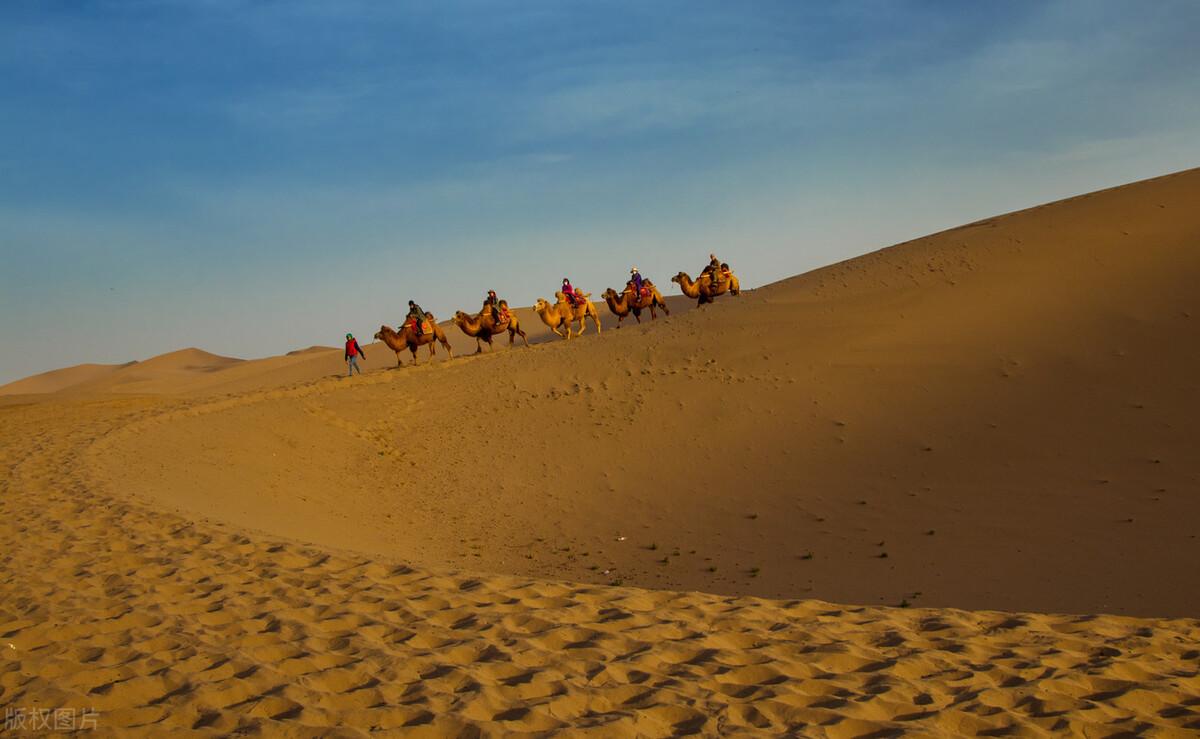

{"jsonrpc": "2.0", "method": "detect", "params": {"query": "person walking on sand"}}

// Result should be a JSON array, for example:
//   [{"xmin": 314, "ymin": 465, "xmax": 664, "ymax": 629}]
[{"xmin": 344, "ymin": 333, "xmax": 366, "ymax": 376}]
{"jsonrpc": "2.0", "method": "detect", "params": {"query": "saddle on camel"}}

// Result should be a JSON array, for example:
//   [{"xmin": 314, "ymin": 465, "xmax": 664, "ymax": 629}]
[
  {"xmin": 404, "ymin": 316, "xmax": 434, "ymax": 335},
  {"xmin": 405, "ymin": 301, "xmax": 431, "ymax": 336},
  {"xmin": 484, "ymin": 290, "xmax": 512, "ymax": 323},
  {"xmin": 702, "ymin": 255, "xmax": 733, "ymax": 288},
  {"xmin": 561, "ymin": 277, "xmax": 587, "ymax": 307}
]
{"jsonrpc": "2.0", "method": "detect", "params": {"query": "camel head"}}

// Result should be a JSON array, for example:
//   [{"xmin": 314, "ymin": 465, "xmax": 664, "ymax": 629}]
[
  {"xmin": 671, "ymin": 272, "xmax": 687, "ymax": 285},
  {"xmin": 603, "ymin": 288, "xmax": 619, "ymax": 300},
  {"xmin": 373, "ymin": 325, "xmax": 392, "ymax": 342},
  {"xmin": 453, "ymin": 311, "xmax": 468, "ymax": 325},
  {"xmin": 534, "ymin": 298, "xmax": 550, "ymax": 313}
]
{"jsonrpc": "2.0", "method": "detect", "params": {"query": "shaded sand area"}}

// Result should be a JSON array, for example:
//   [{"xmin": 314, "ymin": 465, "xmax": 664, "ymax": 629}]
[{"xmin": 2, "ymin": 169, "xmax": 1200, "ymax": 735}]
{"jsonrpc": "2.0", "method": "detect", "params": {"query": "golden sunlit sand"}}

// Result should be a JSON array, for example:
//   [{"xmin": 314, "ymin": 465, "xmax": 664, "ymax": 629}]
[{"xmin": 2, "ymin": 169, "xmax": 1200, "ymax": 735}]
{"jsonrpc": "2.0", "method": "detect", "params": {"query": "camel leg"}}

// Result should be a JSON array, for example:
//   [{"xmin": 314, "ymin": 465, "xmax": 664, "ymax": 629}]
[
  {"xmin": 394, "ymin": 351, "xmax": 402, "ymax": 367},
  {"xmin": 633, "ymin": 308, "xmax": 642, "ymax": 324},
  {"xmin": 441, "ymin": 338, "xmax": 453, "ymax": 359},
  {"xmin": 592, "ymin": 312, "xmax": 602, "ymax": 334},
  {"xmin": 410, "ymin": 347, "xmax": 419, "ymax": 366},
  {"xmin": 516, "ymin": 328, "xmax": 528, "ymax": 347},
  {"xmin": 475, "ymin": 337, "xmax": 484, "ymax": 354}
]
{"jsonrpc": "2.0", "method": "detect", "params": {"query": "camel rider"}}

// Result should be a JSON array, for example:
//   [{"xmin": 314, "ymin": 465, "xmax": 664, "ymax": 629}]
[
  {"xmin": 562, "ymin": 278, "xmax": 580, "ymax": 306},
  {"xmin": 485, "ymin": 290, "xmax": 502, "ymax": 323},
  {"xmin": 406, "ymin": 300, "xmax": 426, "ymax": 336},
  {"xmin": 629, "ymin": 267, "xmax": 645, "ymax": 298},
  {"xmin": 705, "ymin": 253, "xmax": 722, "ymax": 287}
]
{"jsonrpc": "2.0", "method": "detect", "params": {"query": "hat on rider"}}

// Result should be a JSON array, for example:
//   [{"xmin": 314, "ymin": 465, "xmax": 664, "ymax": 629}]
[{"xmin": 631, "ymin": 267, "xmax": 639, "ymax": 273}]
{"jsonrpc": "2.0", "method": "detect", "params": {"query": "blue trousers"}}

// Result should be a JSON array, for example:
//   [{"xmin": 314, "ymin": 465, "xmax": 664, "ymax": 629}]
[{"xmin": 347, "ymin": 356, "xmax": 361, "ymax": 376}]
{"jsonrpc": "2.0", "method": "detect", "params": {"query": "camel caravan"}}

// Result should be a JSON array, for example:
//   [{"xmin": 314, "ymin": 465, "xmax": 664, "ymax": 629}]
[{"xmin": 365, "ymin": 255, "xmax": 739, "ymax": 369}]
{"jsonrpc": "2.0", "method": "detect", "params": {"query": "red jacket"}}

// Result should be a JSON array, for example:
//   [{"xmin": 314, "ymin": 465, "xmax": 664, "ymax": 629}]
[{"xmin": 345, "ymin": 339, "xmax": 365, "ymax": 359}]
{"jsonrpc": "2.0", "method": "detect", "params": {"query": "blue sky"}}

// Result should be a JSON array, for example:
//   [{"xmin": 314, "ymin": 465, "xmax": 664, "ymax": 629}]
[{"xmin": 2, "ymin": 0, "xmax": 1199, "ymax": 384}]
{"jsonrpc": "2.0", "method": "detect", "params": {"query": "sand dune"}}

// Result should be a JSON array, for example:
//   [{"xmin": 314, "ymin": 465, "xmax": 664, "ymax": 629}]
[
  {"xmin": 2, "ymin": 169, "xmax": 1199, "ymax": 735},
  {"xmin": 287, "ymin": 345, "xmax": 338, "ymax": 356},
  {"xmin": 0, "ymin": 362, "xmax": 128, "ymax": 395},
  {"xmin": 0, "ymin": 348, "xmax": 242, "ymax": 397},
  {"xmin": 86, "ymin": 167, "xmax": 1200, "ymax": 617}
]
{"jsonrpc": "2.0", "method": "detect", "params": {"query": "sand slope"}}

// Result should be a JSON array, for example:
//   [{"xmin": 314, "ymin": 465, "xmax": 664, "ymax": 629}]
[
  {"xmin": 2, "ymin": 397, "xmax": 1199, "ymax": 736},
  {"xmin": 2, "ymin": 170, "xmax": 1199, "ymax": 735},
  {"xmin": 88, "ymin": 168, "xmax": 1200, "ymax": 617}
]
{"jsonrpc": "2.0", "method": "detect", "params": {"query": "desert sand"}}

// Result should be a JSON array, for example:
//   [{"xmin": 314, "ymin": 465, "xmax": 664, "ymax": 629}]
[{"xmin": 2, "ymin": 169, "xmax": 1199, "ymax": 735}]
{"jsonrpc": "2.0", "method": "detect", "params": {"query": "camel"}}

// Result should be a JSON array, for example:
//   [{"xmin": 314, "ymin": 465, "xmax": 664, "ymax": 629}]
[
  {"xmin": 374, "ymin": 317, "xmax": 453, "ymax": 367},
  {"xmin": 672, "ymin": 265, "xmax": 741, "ymax": 306},
  {"xmin": 452, "ymin": 300, "xmax": 529, "ymax": 353},
  {"xmin": 534, "ymin": 291, "xmax": 603, "ymax": 339},
  {"xmin": 602, "ymin": 280, "xmax": 671, "ymax": 327}
]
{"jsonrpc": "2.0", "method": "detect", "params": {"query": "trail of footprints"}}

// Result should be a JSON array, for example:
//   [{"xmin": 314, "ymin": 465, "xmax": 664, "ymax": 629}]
[{"xmin": 1, "ymin": 399, "xmax": 1198, "ymax": 736}]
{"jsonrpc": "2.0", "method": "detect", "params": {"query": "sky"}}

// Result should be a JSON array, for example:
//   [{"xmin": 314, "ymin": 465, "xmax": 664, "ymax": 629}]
[{"xmin": 2, "ymin": 0, "xmax": 1199, "ymax": 385}]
